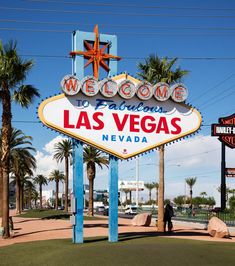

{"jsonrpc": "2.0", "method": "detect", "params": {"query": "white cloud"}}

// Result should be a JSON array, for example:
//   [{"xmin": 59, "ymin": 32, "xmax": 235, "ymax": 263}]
[
  {"xmin": 165, "ymin": 135, "xmax": 221, "ymax": 168},
  {"xmin": 34, "ymin": 150, "xmax": 64, "ymax": 176},
  {"xmin": 34, "ymin": 136, "xmax": 73, "ymax": 191},
  {"xmin": 43, "ymin": 135, "xmax": 67, "ymax": 154}
]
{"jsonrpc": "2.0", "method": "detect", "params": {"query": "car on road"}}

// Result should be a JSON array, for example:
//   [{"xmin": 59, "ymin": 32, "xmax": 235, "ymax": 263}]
[
  {"xmin": 124, "ymin": 206, "xmax": 138, "ymax": 215},
  {"xmin": 103, "ymin": 207, "xmax": 109, "ymax": 216},
  {"xmin": 95, "ymin": 206, "xmax": 105, "ymax": 213}
]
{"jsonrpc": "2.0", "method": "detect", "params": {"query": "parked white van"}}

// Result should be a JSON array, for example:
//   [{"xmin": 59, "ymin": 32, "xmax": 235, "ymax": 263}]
[{"xmin": 125, "ymin": 206, "xmax": 138, "ymax": 215}]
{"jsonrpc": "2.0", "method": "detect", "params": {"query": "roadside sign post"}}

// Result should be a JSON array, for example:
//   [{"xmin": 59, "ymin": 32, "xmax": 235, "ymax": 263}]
[
  {"xmin": 221, "ymin": 142, "xmax": 226, "ymax": 211},
  {"xmin": 38, "ymin": 25, "xmax": 202, "ymax": 244},
  {"xmin": 211, "ymin": 113, "xmax": 235, "ymax": 211}
]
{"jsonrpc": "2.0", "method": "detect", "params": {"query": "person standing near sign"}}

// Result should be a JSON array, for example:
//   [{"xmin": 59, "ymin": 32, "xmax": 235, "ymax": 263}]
[{"xmin": 164, "ymin": 203, "xmax": 174, "ymax": 232}]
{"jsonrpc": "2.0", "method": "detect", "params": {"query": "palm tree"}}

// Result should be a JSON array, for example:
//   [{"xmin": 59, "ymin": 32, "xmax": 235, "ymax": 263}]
[
  {"xmin": 24, "ymin": 178, "xmax": 35, "ymax": 209},
  {"xmin": 11, "ymin": 146, "xmax": 36, "ymax": 214},
  {"xmin": 228, "ymin": 189, "xmax": 235, "ymax": 198},
  {"xmin": 49, "ymin": 170, "xmax": 64, "ymax": 210},
  {"xmin": 174, "ymin": 195, "xmax": 185, "ymax": 207},
  {"xmin": 152, "ymin": 182, "xmax": 159, "ymax": 205},
  {"xmin": 144, "ymin": 182, "xmax": 155, "ymax": 202},
  {"xmin": 53, "ymin": 139, "xmax": 72, "ymax": 212},
  {"xmin": 0, "ymin": 128, "xmax": 31, "ymax": 215},
  {"xmin": 31, "ymin": 189, "xmax": 39, "ymax": 208},
  {"xmin": 83, "ymin": 145, "xmax": 109, "ymax": 216},
  {"xmin": 185, "ymin": 177, "xmax": 197, "ymax": 211},
  {"xmin": 138, "ymin": 55, "xmax": 189, "ymax": 84},
  {"xmin": 217, "ymin": 185, "xmax": 231, "ymax": 205},
  {"xmin": 138, "ymin": 54, "xmax": 188, "ymax": 232},
  {"xmin": 34, "ymin": 175, "xmax": 48, "ymax": 209},
  {"xmin": 200, "ymin": 192, "xmax": 207, "ymax": 198},
  {"xmin": 0, "ymin": 40, "xmax": 40, "ymax": 238}
]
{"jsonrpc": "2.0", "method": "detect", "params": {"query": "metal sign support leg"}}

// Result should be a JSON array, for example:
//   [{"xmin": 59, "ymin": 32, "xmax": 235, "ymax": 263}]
[
  {"xmin": 73, "ymin": 140, "xmax": 84, "ymax": 243},
  {"xmin": 221, "ymin": 142, "xmax": 226, "ymax": 211},
  {"xmin": 109, "ymin": 155, "xmax": 119, "ymax": 242}
]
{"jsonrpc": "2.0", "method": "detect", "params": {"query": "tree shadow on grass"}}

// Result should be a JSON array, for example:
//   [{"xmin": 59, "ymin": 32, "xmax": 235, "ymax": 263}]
[
  {"xmin": 117, "ymin": 229, "xmax": 211, "ymax": 242},
  {"xmin": 14, "ymin": 219, "xmax": 41, "ymax": 224},
  {"xmin": 118, "ymin": 231, "xmax": 160, "ymax": 242},
  {"xmin": 84, "ymin": 223, "xmax": 126, "ymax": 228},
  {"xmin": 41, "ymin": 214, "xmax": 70, "ymax": 220},
  {"xmin": 84, "ymin": 236, "xmax": 108, "ymax": 243},
  {"xmin": 163, "ymin": 229, "xmax": 209, "ymax": 237},
  {"xmin": 84, "ymin": 223, "xmax": 108, "ymax": 228},
  {"xmin": 12, "ymin": 227, "xmax": 71, "ymax": 238}
]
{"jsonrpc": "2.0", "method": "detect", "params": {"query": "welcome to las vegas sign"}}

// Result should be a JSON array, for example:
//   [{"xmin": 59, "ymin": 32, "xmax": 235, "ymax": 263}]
[{"xmin": 38, "ymin": 73, "xmax": 202, "ymax": 159}]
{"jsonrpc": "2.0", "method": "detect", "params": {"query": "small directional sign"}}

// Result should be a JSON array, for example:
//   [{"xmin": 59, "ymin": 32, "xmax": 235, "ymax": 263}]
[
  {"xmin": 225, "ymin": 168, "xmax": 235, "ymax": 177},
  {"xmin": 211, "ymin": 113, "xmax": 235, "ymax": 149}
]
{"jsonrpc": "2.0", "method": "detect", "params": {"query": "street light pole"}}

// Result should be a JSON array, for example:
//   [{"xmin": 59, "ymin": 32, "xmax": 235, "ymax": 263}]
[{"xmin": 136, "ymin": 158, "xmax": 139, "ymax": 207}]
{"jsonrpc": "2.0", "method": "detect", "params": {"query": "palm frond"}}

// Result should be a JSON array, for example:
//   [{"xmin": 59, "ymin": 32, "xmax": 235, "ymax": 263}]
[
  {"xmin": 137, "ymin": 54, "xmax": 188, "ymax": 84},
  {"xmin": 13, "ymin": 84, "xmax": 40, "ymax": 108}
]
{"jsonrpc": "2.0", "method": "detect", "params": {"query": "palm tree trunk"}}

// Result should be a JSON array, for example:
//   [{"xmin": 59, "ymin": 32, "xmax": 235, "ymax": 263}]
[
  {"xmin": 156, "ymin": 189, "xmax": 158, "ymax": 205},
  {"xmin": 1, "ymin": 88, "xmax": 12, "ymax": 238},
  {"xmin": 149, "ymin": 190, "xmax": 151, "ymax": 202},
  {"xmin": 0, "ymin": 164, "xmax": 3, "ymax": 217},
  {"xmin": 40, "ymin": 184, "xmax": 42, "ymax": 209},
  {"xmin": 88, "ymin": 178, "xmax": 94, "ymax": 216},
  {"xmin": 29, "ymin": 187, "xmax": 32, "ymax": 209},
  {"xmin": 15, "ymin": 175, "xmax": 21, "ymax": 214},
  {"xmin": 158, "ymin": 145, "xmax": 165, "ymax": 232},
  {"xmin": 55, "ymin": 180, "xmax": 59, "ymax": 210},
  {"xmin": 64, "ymin": 158, "xmax": 69, "ymax": 212},
  {"xmin": 20, "ymin": 183, "xmax": 23, "ymax": 213},
  {"xmin": 190, "ymin": 189, "xmax": 193, "ymax": 210},
  {"xmin": 129, "ymin": 191, "xmax": 132, "ymax": 203}
]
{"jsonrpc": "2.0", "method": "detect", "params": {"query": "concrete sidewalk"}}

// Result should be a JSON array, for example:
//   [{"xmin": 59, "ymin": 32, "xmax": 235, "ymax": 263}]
[{"xmin": 0, "ymin": 215, "xmax": 235, "ymax": 247}]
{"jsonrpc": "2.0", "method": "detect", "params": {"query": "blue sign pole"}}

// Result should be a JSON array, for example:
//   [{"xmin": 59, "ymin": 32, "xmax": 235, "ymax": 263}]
[
  {"xmin": 72, "ymin": 27, "xmax": 119, "ymax": 243},
  {"xmin": 109, "ymin": 155, "xmax": 119, "ymax": 242},
  {"xmin": 72, "ymin": 140, "xmax": 84, "ymax": 243},
  {"xmin": 72, "ymin": 31, "xmax": 84, "ymax": 244}
]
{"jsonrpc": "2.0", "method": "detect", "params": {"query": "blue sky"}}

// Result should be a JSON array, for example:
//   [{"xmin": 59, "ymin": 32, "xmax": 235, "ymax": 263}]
[{"xmin": 1, "ymin": 0, "xmax": 235, "ymax": 204}]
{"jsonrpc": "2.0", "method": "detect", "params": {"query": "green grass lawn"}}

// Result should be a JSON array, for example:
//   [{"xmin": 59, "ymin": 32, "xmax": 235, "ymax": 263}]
[
  {"xmin": 1, "ymin": 236, "xmax": 235, "ymax": 266},
  {"xmin": 18, "ymin": 209, "xmax": 107, "ymax": 221}
]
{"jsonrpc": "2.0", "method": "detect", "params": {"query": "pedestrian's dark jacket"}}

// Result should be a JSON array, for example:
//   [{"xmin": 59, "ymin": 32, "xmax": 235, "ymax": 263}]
[{"xmin": 164, "ymin": 204, "xmax": 174, "ymax": 221}]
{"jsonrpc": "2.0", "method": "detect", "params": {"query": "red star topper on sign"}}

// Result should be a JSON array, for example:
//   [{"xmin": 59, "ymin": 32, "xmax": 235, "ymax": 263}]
[{"xmin": 70, "ymin": 25, "xmax": 121, "ymax": 79}]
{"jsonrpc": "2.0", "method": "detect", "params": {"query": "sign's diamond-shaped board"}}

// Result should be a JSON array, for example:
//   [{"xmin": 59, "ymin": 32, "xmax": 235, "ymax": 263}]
[{"xmin": 38, "ymin": 91, "xmax": 202, "ymax": 159}]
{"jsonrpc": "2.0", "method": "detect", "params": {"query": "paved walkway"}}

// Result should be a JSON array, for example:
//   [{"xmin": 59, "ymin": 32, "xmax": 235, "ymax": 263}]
[{"xmin": 1, "ymin": 214, "xmax": 235, "ymax": 247}]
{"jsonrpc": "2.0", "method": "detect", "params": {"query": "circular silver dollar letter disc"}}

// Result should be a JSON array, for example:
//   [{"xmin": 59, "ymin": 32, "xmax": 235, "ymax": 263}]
[
  {"xmin": 118, "ymin": 79, "xmax": 136, "ymax": 99},
  {"xmin": 99, "ymin": 78, "xmax": 118, "ymax": 98},
  {"xmin": 81, "ymin": 76, "xmax": 99, "ymax": 97},
  {"xmin": 136, "ymin": 81, "xmax": 153, "ymax": 100},
  {"xmin": 61, "ymin": 75, "xmax": 81, "ymax": 96}
]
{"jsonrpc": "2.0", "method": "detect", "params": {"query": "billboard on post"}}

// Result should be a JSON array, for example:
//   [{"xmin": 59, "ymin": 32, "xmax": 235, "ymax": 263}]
[{"xmin": 38, "ymin": 73, "xmax": 202, "ymax": 159}]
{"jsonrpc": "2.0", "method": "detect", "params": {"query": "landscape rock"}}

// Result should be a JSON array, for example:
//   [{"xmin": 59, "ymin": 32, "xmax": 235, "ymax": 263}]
[
  {"xmin": 131, "ymin": 212, "xmax": 152, "ymax": 226},
  {"xmin": 207, "ymin": 216, "xmax": 230, "ymax": 238}
]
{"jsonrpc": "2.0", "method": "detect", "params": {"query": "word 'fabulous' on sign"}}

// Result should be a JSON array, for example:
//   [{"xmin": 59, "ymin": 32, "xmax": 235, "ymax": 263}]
[{"xmin": 61, "ymin": 74, "xmax": 188, "ymax": 103}]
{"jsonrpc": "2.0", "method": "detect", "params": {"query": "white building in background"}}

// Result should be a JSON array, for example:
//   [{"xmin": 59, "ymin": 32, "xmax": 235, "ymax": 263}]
[
  {"xmin": 119, "ymin": 181, "xmax": 145, "ymax": 191},
  {"xmin": 42, "ymin": 190, "xmax": 54, "ymax": 207},
  {"xmin": 118, "ymin": 180, "xmax": 145, "ymax": 204}
]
